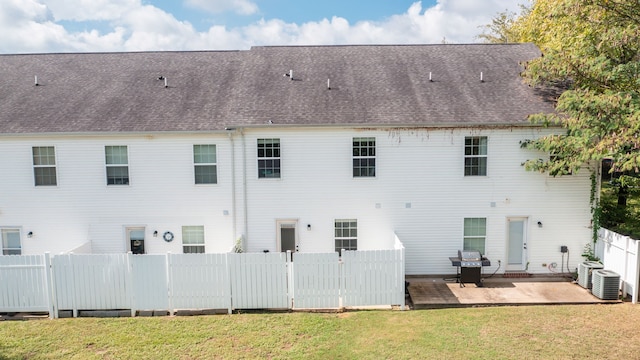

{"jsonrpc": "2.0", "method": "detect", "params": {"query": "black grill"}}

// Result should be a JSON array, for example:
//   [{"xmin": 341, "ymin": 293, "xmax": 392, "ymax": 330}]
[{"xmin": 449, "ymin": 250, "xmax": 491, "ymax": 287}]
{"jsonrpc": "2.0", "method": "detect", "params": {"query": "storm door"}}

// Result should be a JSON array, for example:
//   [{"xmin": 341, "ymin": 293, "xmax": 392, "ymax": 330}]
[{"xmin": 506, "ymin": 218, "xmax": 527, "ymax": 271}]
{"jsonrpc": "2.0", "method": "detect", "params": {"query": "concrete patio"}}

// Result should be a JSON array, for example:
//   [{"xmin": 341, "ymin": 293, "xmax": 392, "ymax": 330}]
[{"xmin": 407, "ymin": 275, "xmax": 622, "ymax": 309}]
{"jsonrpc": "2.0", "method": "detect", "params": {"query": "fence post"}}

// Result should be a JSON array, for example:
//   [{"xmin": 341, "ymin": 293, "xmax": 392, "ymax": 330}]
[
  {"xmin": 166, "ymin": 252, "xmax": 173, "ymax": 315},
  {"xmin": 126, "ymin": 252, "xmax": 135, "ymax": 317},
  {"xmin": 43, "ymin": 252, "xmax": 57, "ymax": 319},
  {"xmin": 634, "ymin": 240, "xmax": 640, "ymax": 304},
  {"xmin": 70, "ymin": 254, "xmax": 78, "ymax": 318},
  {"xmin": 339, "ymin": 249, "xmax": 345, "ymax": 309},
  {"xmin": 225, "ymin": 253, "xmax": 232, "ymax": 314},
  {"xmin": 286, "ymin": 250, "xmax": 293, "ymax": 309},
  {"xmin": 401, "ymin": 246, "xmax": 406, "ymax": 310}
]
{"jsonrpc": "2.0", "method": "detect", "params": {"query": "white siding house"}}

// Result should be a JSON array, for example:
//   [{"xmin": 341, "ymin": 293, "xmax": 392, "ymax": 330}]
[{"xmin": 0, "ymin": 44, "xmax": 593, "ymax": 275}]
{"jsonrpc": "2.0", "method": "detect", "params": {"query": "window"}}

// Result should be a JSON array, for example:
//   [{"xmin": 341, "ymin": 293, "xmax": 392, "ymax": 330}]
[
  {"xmin": 463, "ymin": 218, "xmax": 486, "ymax": 254},
  {"xmin": 335, "ymin": 219, "xmax": 357, "ymax": 254},
  {"xmin": 1, "ymin": 229, "xmax": 21, "ymax": 255},
  {"xmin": 353, "ymin": 137, "xmax": 376, "ymax": 177},
  {"xmin": 464, "ymin": 136, "xmax": 487, "ymax": 176},
  {"xmin": 257, "ymin": 139, "xmax": 280, "ymax": 178},
  {"xmin": 105, "ymin": 146, "xmax": 129, "ymax": 185},
  {"xmin": 194, "ymin": 145, "xmax": 217, "ymax": 184},
  {"xmin": 182, "ymin": 226, "xmax": 205, "ymax": 253},
  {"xmin": 32, "ymin": 146, "xmax": 57, "ymax": 186}
]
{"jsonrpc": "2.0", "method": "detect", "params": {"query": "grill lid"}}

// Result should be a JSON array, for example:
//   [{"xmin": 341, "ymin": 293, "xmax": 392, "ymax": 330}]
[
  {"xmin": 458, "ymin": 250, "xmax": 482, "ymax": 267},
  {"xmin": 458, "ymin": 250, "xmax": 481, "ymax": 261}
]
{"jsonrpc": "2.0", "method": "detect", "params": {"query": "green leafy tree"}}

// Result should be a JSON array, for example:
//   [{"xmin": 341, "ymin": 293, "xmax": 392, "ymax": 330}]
[
  {"xmin": 487, "ymin": 0, "xmax": 640, "ymax": 241},
  {"xmin": 476, "ymin": 10, "xmax": 520, "ymax": 43},
  {"xmin": 513, "ymin": 0, "xmax": 640, "ymax": 177}
]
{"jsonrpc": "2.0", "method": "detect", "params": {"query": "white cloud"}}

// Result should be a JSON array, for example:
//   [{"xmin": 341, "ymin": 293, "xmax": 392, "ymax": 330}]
[
  {"xmin": 44, "ymin": 0, "xmax": 140, "ymax": 21},
  {"xmin": 0, "ymin": 0, "xmax": 525, "ymax": 54},
  {"xmin": 185, "ymin": 0, "xmax": 258, "ymax": 15}
]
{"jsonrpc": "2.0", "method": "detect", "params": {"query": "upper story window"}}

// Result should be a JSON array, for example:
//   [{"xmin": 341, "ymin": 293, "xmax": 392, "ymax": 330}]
[
  {"xmin": 1, "ymin": 229, "xmax": 21, "ymax": 255},
  {"xmin": 105, "ymin": 146, "xmax": 129, "ymax": 185},
  {"xmin": 335, "ymin": 219, "xmax": 357, "ymax": 254},
  {"xmin": 353, "ymin": 137, "xmax": 376, "ymax": 177},
  {"xmin": 464, "ymin": 136, "xmax": 487, "ymax": 176},
  {"xmin": 463, "ymin": 218, "xmax": 486, "ymax": 254},
  {"xmin": 182, "ymin": 226, "xmax": 205, "ymax": 253},
  {"xmin": 193, "ymin": 145, "xmax": 217, "ymax": 184},
  {"xmin": 32, "ymin": 146, "xmax": 57, "ymax": 186},
  {"xmin": 257, "ymin": 139, "xmax": 280, "ymax": 178}
]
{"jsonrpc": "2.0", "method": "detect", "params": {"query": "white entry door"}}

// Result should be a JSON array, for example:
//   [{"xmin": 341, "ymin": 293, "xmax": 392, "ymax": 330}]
[{"xmin": 506, "ymin": 218, "xmax": 527, "ymax": 271}]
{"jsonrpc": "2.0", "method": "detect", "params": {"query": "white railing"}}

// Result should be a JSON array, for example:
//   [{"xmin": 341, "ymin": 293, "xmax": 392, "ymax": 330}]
[
  {"xmin": 0, "ymin": 244, "xmax": 406, "ymax": 317},
  {"xmin": 597, "ymin": 228, "xmax": 640, "ymax": 303}
]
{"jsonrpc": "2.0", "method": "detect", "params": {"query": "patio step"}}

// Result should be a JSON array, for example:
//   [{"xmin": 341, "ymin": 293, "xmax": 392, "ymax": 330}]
[{"xmin": 502, "ymin": 272, "xmax": 532, "ymax": 278}]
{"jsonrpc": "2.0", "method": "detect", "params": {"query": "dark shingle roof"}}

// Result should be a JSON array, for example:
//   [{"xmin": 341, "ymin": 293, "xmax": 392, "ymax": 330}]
[{"xmin": 0, "ymin": 44, "xmax": 554, "ymax": 134}]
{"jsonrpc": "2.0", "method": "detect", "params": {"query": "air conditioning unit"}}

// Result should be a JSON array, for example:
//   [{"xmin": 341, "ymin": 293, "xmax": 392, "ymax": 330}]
[
  {"xmin": 577, "ymin": 261, "xmax": 603, "ymax": 289},
  {"xmin": 591, "ymin": 269, "xmax": 620, "ymax": 300}
]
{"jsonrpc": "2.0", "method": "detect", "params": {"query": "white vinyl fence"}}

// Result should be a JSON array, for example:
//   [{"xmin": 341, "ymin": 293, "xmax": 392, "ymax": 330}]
[
  {"xmin": 596, "ymin": 228, "xmax": 640, "ymax": 303},
  {"xmin": 1, "ymin": 245, "xmax": 405, "ymax": 318},
  {"xmin": 0, "ymin": 254, "xmax": 54, "ymax": 314}
]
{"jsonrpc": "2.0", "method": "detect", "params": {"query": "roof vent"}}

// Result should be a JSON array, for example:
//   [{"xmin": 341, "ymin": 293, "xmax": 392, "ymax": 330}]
[
  {"xmin": 34, "ymin": 75, "xmax": 39, "ymax": 86},
  {"xmin": 480, "ymin": 72, "xmax": 484, "ymax": 82},
  {"xmin": 157, "ymin": 75, "xmax": 168, "ymax": 88},
  {"xmin": 284, "ymin": 70, "xmax": 293, "ymax": 80},
  {"xmin": 429, "ymin": 72, "xmax": 433, "ymax": 82},
  {"xmin": 327, "ymin": 78, "xmax": 331, "ymax": 90}
]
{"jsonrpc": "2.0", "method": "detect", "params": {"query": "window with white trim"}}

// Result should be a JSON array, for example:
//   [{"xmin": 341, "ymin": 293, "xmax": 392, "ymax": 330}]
[
  {"xmin": 32, "ymin": 146, "xmax": 57, "ymax": 186},
  {"xmin": 1, "ymin": 229, "xmax": 21, "ymax": 255},
  {"xmin": 353, "ymin": 137, "xmax": 376, "ymax": 177},
  {"xmin": 182, "ymin": 226, "xmax": 205, "ymax": 253},
  {"xmin": 105, "ymin": 146, "xmax": 129, "ymax": 185},
  {"xmin": 463, "ymin": 218, "xmax": 486, "ymax": 254},
  {"xmin": 335, "ymin": 219, "xmax": 357, "ymax": 254},
  {"xmin": 464, "ymin": 136, "xmax": 487, "ymax": 176},
  {"xmin": 257, "ymin": 139, "xmax": 280, "ymax": 178},
  {"xmin": 193, "ymin": 145, "xmax": 217, "ymax": 184}
]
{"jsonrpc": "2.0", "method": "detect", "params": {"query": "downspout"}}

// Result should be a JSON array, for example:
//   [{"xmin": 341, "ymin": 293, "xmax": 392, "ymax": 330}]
[
  {"xmin": 241, "ymin": 128, "xmax": 249, "ymax": 250},
  {"xmin": 227, "ymin": 130, "xmax": 237, "ymax": 245}
]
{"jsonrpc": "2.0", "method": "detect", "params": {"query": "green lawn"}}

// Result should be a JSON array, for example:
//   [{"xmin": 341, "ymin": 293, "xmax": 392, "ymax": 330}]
[{"xmin": 2, "ymin": 304, "xmax": 639, "ymax": 359}]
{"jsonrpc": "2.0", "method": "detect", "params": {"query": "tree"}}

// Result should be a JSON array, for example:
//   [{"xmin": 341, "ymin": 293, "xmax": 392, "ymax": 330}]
[
  {"xmin": 476, "ymin": 10, "xmax": 519, "ymax": 43},
  {"xmin": 513, "ymin": 0, "xmax": 640, "ymax": 177},
  {"xmin": 482, "ymin": 0, "xmax": 640, "ymax": 239}
]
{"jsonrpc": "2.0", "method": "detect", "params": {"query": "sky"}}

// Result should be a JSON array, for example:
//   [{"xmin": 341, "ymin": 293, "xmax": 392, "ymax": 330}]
[{"xmin": 0, "ymin": 0, "xmax": 525, "ymax": 54}]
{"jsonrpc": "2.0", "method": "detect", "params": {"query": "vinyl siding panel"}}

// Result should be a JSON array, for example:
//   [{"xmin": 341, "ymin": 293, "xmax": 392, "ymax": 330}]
[
  {"xmin": 241, "ymin": 127, "xmax": 591, "ymax": 275},
  {"xmin": 0, "ymin": 134, "xmax": 235, "ymax": 255},
  {"xmin": 1, "ymin": 126, "xmax": 592, "ymax": 275}
]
